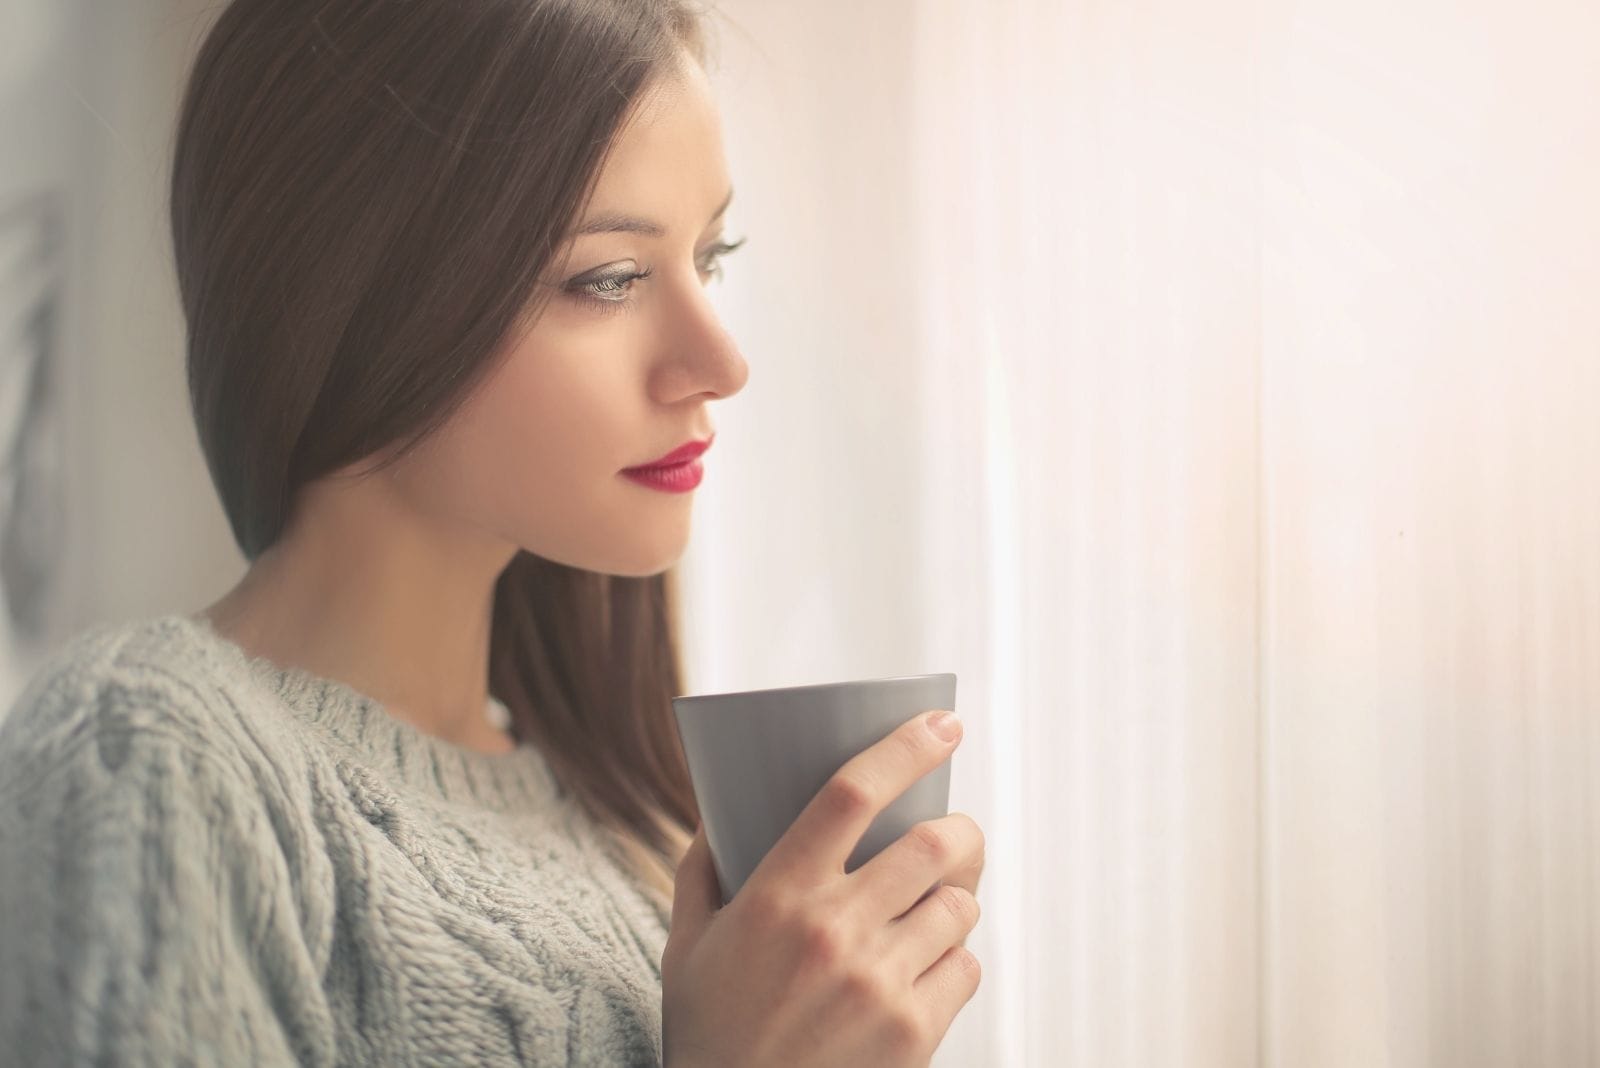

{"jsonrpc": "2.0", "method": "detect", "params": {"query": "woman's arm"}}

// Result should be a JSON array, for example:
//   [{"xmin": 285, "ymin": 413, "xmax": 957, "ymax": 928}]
[{"xmin": 0, "ymin": 676, "xmax": 337, "ymax": 1067}]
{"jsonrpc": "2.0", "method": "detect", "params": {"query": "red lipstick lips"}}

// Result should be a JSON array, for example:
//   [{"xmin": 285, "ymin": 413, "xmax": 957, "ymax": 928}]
[
  {"xmin": 629, "ymin": 438, "xmax": 712, "ymax": 469},
  {"xmin": 621, "ymin": 435, "xmax": 713, "ymax": 493}
]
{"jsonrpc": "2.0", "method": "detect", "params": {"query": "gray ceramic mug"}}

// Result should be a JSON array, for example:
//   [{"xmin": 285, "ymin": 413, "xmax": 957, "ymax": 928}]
[{"xmin": 672, "ymin": 672, "xmax": 957, "ymax": 907}]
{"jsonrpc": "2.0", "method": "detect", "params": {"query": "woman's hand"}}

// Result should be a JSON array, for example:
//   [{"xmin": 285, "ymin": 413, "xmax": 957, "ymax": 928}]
[{"xmin": 662, "ymin": 710, "xmax": 985, "ymax": 1068}]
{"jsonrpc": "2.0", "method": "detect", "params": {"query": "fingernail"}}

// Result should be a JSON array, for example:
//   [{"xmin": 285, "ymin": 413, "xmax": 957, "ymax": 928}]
[{"xmin": 927, "ymin": 710, "xmax": 962, "ymax": 742}]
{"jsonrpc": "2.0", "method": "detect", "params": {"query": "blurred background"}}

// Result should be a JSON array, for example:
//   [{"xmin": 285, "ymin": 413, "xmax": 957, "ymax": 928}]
[{"xmin": 2, "ymin": 1, "xmax": 1597, "ymax": 1065}]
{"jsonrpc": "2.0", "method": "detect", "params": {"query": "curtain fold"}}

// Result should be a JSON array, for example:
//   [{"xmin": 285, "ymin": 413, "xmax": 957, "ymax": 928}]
[
  {"xmin": 687, "ymin": 2, "xmax": 1599, "ymax": 1064},
  {"xmin": 908, "ymin": 2, "xmax": 1264, "ymax": 1063}
]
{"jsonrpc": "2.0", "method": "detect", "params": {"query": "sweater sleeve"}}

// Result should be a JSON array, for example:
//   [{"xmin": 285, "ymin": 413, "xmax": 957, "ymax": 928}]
[{"xmin": 0, "ymin": 673, "xmax": 337, "ymax": 1067}]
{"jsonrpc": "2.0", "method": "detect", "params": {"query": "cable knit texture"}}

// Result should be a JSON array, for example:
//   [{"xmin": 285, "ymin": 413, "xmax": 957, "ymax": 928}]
[{"xmin": 0, "ymin": 612, "xmax": 670, "ymax": 1066}]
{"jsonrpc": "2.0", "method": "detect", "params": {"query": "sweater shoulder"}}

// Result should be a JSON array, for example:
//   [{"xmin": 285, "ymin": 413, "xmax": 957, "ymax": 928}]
[
  {"xmin": 0, "ymin": 616, "xmax": 337, "ymax": 1064},
  {"xmin": 0, "ymin": 613, "xmax": 300, "ymax": 784}
]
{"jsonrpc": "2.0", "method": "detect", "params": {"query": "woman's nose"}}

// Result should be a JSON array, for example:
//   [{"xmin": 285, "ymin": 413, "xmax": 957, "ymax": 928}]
[{"xmin": 651, "ymin": 278, "xmax": 749, "ymax": 403}]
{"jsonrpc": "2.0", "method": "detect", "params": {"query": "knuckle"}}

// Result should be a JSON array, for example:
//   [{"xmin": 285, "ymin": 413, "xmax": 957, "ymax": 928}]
[
  {"xmin": 909, "ymin": 820, "xmax": 953, "ymax": 864},
  {"xmin": 799, "ymin": 915, "xmax": 850, "ymax": 971},
  {"xmin": 825, "ymin": 772, "xmax": 875, "ymax": 821},
  {"xmin": 884, "ymin": 1009, "xmax": 928, "ymax": 1058},
  {"xmin": 937, "ymin": 885, "xmax": 979, "ymax": 929},
  {"xmin": 840, "ymin": 964, "xmax": 891, "ymax": 1008}
]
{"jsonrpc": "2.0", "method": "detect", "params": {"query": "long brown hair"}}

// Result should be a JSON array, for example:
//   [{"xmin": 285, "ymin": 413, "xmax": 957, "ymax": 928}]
[{"xmin": 169, "ymin": 0, "xmax": 721, "ymax": 907}]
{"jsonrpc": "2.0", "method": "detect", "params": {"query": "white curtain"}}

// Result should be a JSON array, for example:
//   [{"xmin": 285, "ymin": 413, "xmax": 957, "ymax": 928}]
[{"xmin": 683, "ymin": 2, "xmax": 1598, "ymax": 1065}]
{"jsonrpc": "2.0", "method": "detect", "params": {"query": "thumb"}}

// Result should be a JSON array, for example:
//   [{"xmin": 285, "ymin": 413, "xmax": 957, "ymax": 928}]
[{"xmin": 670, "ymin": 824, "xmax": 721, "ymax": 941}]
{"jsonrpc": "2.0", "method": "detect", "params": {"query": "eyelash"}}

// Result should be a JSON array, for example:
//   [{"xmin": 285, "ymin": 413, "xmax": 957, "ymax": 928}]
[{"xmin": 569, "ymin": 236, "xmax": 748, "ymax": 317}]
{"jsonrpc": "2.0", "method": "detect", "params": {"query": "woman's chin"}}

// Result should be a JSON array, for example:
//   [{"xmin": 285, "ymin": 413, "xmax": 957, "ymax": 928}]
[{"xmin": 581, "ymin": 536, "xmax": 690, "ymax": 579}]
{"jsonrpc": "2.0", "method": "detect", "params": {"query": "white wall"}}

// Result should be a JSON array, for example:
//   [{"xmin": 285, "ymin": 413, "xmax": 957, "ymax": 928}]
[{"xmin": 0, "ymin": 0, "xmax": 242, "ymax": 712}]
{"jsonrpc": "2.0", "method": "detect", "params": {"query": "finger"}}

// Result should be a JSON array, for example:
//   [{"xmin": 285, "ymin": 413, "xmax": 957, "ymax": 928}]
[
  {"xmin": 944, "ymin": 858, "xmax": 982, "ymax": 947},
  {"xmin": 886, "ymin": 883, "xmax": 981, "ymax": 985},
  {"xmin": 850, "ymin": 812, "xmax": 984, "ymax": 922},
  {"xmin": 943, "ymin": 843, "xmax": 984, "ymax": 906},
  {"xmin": 757, "ymin": 710, "xmax": 963, "ymax": 886},
  {"xmin": 895, "ymin": 885, "xmax": 981, "ymax": 985},
  {"xmin": 914, "ymin": 944, "xmax": 982, "ymax": 1049},
  {"xmin": 669, "ymin": 824, "xmax": 719, "ymax": 944}
]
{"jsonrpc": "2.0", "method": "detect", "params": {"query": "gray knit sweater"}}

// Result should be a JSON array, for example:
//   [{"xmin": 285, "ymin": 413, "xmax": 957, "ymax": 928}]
[{"xmin": 0, "ymin": 612, "xmax": 670, "ymax": 1066}]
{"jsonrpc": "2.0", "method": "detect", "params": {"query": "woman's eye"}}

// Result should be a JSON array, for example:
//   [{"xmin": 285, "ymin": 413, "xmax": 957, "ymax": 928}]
[
  {"xmin": 567, "ymin": 235, "xmax": 748, "ymax": 315},
  {"xmin": 570, "ymin": 267, "xmax": 652, "ymax": 314},
  {"xmin": 583, "ymin": 271, "xmax": 647, "ymax": 300},
  {"xmin": 696, "ymin": 236, "xmax": 748, "ymax": 282}
]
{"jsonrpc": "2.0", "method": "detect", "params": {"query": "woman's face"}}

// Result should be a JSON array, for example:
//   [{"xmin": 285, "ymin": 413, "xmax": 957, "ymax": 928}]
[{"xmin": 384, "ymin": 58, "xmax": 749, "ymax": 578}]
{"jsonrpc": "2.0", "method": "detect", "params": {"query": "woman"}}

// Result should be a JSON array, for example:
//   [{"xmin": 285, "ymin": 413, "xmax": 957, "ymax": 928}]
[{"xmin": 0, "ymin": 1, "xmax": 985, "ymax": 1064}]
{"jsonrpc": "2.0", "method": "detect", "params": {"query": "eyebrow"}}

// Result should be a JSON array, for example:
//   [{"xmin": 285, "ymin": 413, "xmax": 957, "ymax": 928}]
[{"xmin": 569, "ymin": 186, "xmax": 734, "ymax": 238}]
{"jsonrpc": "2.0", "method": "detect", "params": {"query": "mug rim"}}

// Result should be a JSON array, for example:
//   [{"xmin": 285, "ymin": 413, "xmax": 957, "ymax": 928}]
[{"xmin": 672, "ymin": 671, "xmax": 955, "ymax": 704}]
